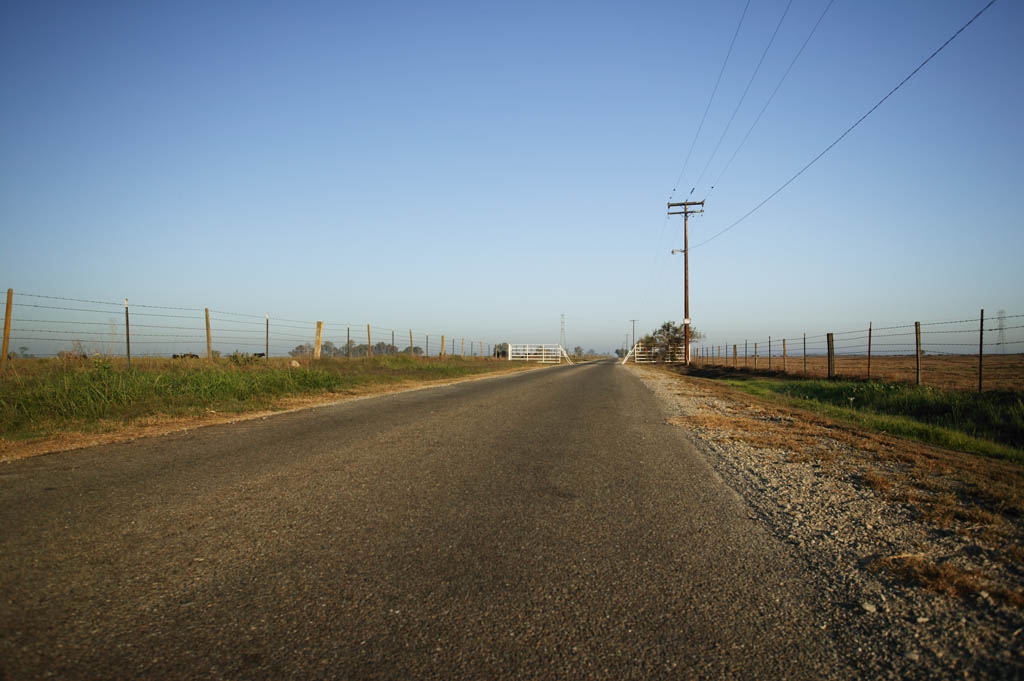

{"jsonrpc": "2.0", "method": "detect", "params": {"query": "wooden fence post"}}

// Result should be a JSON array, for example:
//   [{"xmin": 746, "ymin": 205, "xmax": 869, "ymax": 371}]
[
  {"xmin": 978, "ymin": 310, "xmax": 984, "ymax": 393},
  {"xmin": 754, "ymin": 343, "xmax": 758, "ymax": 370},
  {"xmin": 266, "ymin": 314, "xmax": 270, "ymax": 359},
  {"xmin": 441, "ymin": 334, "xmax": 445, "ymax": 357},
  {"xmin": 768, "ymin": 336, "xmax": 772, "ymax": 370},
  {"xmin": 461, "ymin": 338, "xmax": 465, "ymax": 356},
  {"xmin": 744, "ymin": 341, "xmax": 748, "ymax": 368},
  {"xmin": 347, "ymin": 325, "xmax": 351, "ymax": 359},
  {"xmin": 314, "ymin": 321, "xmax": 323, "ymax": 359},
  {"xmin": 827, "ymin": 333, "xmax": 835, "ymax": 379},
  {"xmin": 480, "ymin": 341, "xmax": 483, "ymax": 358},
  {"xmin": 205, "ymin": 308, "xmax": 212, "ymax": 361},
  {"xmin": 426, "ymin": 334, "xmax": 430, "ymax": 357},
  {"xmin": 782, "ymin": 338, "xmax": 787, "ymax": 373},
  {"xmin": 367, "ymin": 324, "xmax": 373, "ymax": 358},
  {"xmin": 410, "ymin": 330, "xmax": 414, "ymax": 357},
  {"xmin": 0, "ymin": 288, "xmax": 11, "ymax": 373},
  {"xmin": 124, "ymin": 298, "xmax": 131, "ymax": 369},
  {"xmin": 733, "ymin": 344, "xmax": 737, "ymax": 367},
  {"xmin": 867, "ymin": 322, "xmax": 872, "ymax": 379},
  {"xmin": 392, "ymin": 330, "xmax": 395, "ymax": 355},
  {"xmin": 915, "ymin": 321, "xmax": 921, "ymax": 386}
]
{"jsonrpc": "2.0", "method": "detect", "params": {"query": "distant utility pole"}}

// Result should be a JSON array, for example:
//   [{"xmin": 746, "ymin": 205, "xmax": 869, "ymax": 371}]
[
  {"xmin": 560, "ymin": 314, "xmax": 566, "ymax": 349},
  {"xmin": 629, "ymin": 319, "xmax": 638, "ymax": 350},
  {"xmin": 668, "ymin": 200, "xmax": 704, "ymax": 365}
]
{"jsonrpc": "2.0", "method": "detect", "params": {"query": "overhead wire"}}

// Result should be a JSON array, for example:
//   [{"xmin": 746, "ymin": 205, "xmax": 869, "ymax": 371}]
[
  {"xmin": 691, "ymin": 0, "xmax": 998, "ymax": 250},
  {"xmin": 652, "ymin": 0, "xmax": 752, "ymax": 294},
  {"xmin": 690, "ymin": 0, "xmax": 795, "ymax": 197},
  {"xmin": 706, "ymin": 0, "xmax": 836, "ymax": 202},
  {"xmin": 667, "ymin": 0, "xmax": 751, "ymax": 202}
]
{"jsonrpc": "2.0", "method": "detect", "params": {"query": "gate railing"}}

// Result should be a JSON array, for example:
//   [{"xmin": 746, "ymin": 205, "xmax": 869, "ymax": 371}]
[
  {"xmin": 621, "ymin": 343, "xmax": 686, "ymax": 364},
  {"xmin": 508, "ymin": 344, "xmax": 573, "ymax": 364}
]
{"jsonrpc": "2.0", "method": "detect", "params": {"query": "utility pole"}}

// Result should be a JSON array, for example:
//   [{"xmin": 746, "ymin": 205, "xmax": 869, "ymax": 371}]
[
  {"xmin": 668, "ymin": 200, "xmax": 704, "ymax": 365},
  {"xmin": 629, "ymin": 319, "xmax": 638, "ymax": 350}
]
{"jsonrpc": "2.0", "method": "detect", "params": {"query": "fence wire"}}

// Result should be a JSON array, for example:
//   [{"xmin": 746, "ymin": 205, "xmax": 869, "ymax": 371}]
[
  {"xmin": 3, "ymin": 291, "xmax": 506, "ymax": 361},
  {"xmin": 693, "ymin": 312, "xmax": 1022, "ymax": 391}
]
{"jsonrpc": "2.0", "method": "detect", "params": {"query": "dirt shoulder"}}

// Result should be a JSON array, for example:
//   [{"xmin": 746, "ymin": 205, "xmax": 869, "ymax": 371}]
[
  {"xmin": 628, "ymin": 364, "xmax": 1023, "ymax": 680},
  {"xmin": 0, "ymin": 363, "xmax": 552, "ymax": 462}
]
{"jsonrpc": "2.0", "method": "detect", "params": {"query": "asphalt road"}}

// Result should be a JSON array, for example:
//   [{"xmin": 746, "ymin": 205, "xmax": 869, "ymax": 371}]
[{"xmin": 0, "ymin": 360, "xmax": 851, "ymax": 680}]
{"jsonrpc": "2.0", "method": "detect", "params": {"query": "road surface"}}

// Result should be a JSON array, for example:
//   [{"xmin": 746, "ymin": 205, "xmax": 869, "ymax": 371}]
[{"xmin": 0, "ymin": 360, "xmax": 851, "ymax": 679}]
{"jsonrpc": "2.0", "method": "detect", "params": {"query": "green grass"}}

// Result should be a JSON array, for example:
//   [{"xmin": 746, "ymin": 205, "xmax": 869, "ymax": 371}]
[
  {"xmin": 708, "ymin": 374, "xmax": 1024, "ymax": 463},
  {"xmin": 0, "ymin": 355, "xmax": 523, "ymax": 442}
]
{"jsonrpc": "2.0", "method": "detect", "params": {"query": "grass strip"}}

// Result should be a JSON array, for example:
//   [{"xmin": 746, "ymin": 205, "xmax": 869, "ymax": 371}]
[
  {"xmin": 713, "ymin": 375, "xmax": 1024, "ymax": 464},
  {"xmin": 0, "ymin": 356, "xmax": 525, "ymax": 442}
]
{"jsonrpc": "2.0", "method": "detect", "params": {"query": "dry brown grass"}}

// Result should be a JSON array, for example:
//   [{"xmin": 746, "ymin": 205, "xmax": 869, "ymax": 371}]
[
  {"xmin": 871, "ymin": 554, "xmax": 1024, "ymax": 609},
  {"xmin": 860, "ymin": 469, "xmax": 894, "ymax": 493},
  {"xmin": 695, "ymin": 352, "xmax": 1024, "ymax": 391},
  {"xmin": 645, "ymin": 365, "xmax": 1024, "ymax": 606},
  {"xmin": 678, "ymin": 373, "xmax": 1024, "ymax": 517}
]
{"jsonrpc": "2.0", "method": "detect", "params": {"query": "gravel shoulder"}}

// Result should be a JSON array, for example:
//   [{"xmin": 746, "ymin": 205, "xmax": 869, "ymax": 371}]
[{"xmin": 628, "ymin": 364, "xmax": 1024, "ymax": 680}]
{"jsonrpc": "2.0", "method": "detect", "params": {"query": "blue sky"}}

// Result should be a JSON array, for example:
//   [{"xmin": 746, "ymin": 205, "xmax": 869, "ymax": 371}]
[{"xmin": 1, "ymin": 0, "xmax": 1021, "ymax": 354}]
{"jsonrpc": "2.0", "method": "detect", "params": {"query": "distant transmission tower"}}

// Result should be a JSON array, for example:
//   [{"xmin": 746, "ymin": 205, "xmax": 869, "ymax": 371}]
[
  {"xmin": 559, "ymin": 314, "xmax": 566, "ymax": 349},
  {"xmin": 997, "ymin": 309, "xmax": 1006, "ymax": 353}
]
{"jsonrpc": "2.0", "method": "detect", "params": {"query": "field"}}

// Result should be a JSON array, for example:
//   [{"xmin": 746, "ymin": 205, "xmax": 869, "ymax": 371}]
[
  {"xmin": 676, "ymin": 359, "xmax": 1024, "ymax": 462},
  {"xmin": 0, "ymin": 355, "xmax": 541, "ymax": 455},
  {"xmin": 693, "ymin": 352, "xmax": 1024, "ymax": 392}
]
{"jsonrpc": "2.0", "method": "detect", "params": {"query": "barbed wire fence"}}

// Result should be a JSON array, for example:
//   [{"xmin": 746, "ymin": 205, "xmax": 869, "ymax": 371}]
[
  {"xmin": 0, "ymin": 289, "xmax": 507, "ymax": 369},
  {"xmin": 689, "ymin": 310, "xmax": 1023, "ymax": 392}
]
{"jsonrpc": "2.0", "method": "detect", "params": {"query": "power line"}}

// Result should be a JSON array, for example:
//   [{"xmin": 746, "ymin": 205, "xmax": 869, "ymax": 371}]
[
  {"xmin": 690, "ymin": 0, "xmax": 795, "ymax": 197},
  {"xmin": 706, "ymin": 0, "xmax": 836, "ymax": 202},
  {"xmin": 668, "ymin": 0, "xmax": 751, "ymax": 201},
  {"xmin": 692, "ymin": 0, "xmax": 998, "ymax": 251}
]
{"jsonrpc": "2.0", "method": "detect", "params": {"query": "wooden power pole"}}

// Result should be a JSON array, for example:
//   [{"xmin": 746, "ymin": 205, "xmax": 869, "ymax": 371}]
[{"xmin": 668, "ymin": 200, "xmax": 704, "ymax": 365}]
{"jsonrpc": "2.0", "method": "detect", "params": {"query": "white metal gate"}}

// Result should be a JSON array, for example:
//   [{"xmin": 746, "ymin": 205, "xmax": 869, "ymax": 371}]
[
  {"xmin": 621, "ymin": 343, "xmax": 686, "ymax": 364},
  {"xmin": 508, "ymin": 344, "xmax": 573, "ymax": 364}
]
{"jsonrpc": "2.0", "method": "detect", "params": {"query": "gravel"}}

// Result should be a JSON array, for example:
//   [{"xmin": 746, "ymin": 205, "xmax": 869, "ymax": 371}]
[{"xmin": 630, "ymin": 365, "xmax": 1024, "ymax": 680}]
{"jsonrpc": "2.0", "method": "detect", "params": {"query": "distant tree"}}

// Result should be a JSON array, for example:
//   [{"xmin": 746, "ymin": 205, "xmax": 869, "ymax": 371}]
[
  {"xmin": 372, "ymin": 341, "xmax": 396, "ymax": 355},
  {"xmin": 586, "ymin": 348, "xmax": 596, "ymax": 356},
  {"xmin": 339, "ymin": 339, "xmax": 358, "ymax": 357},
  {"xmin": 639, "ymin": 321, "xmax": 704, "ymax": 361},
  {"xmin": 320, "ymin": 340, "xmax": 341, "ymax": 357},
  {"xmin": 401, "ymin": 346, "xmax": 424, "ymax": 356},
  {"xmin": 18, "ymin": 346, "xmax": 30, "ymax": 357},
  {"xmin": 614, "ymin": 348, "xmax": 627, "ymax": 358},
  {"xmin": 289, "ymin": 343, "xmax": 314, "ymax": 358},
  {"xmin": 572, "ymin": 346, "xmax": 584, "ymax": 357}
]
